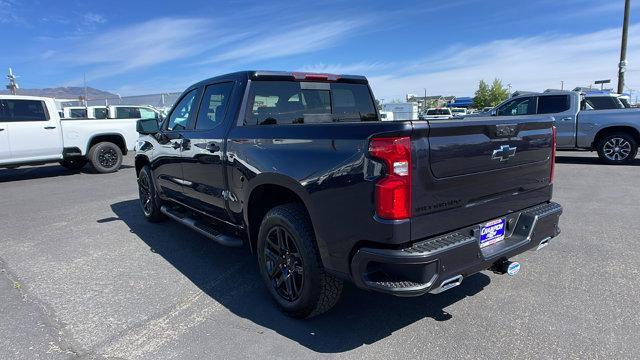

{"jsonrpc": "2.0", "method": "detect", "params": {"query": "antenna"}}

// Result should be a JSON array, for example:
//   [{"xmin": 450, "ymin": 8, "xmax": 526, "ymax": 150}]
[{"xmin": 6, "ymin": 67, "xmax": 19, "ymax": 95}]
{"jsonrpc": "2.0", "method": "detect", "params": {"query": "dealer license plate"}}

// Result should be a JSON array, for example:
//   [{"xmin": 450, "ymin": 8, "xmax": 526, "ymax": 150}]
[{"xmin": 479, "ymin": 218, "xmax": 506, "ymax": 248}]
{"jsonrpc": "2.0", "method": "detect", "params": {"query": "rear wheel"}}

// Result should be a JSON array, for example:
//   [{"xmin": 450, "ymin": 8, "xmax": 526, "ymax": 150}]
[
  {"xmin": 596, "ymin": 133, "xmax": 638, "ymax": 165},
  {"xmin": 59, "ymin": 158, "xmax": 87, "ymax": 171},
  {"xmin": 88, "ymin": 142, "xmax": 123, "ymax": 173},
  {"xmin": 137, "ymin": 165, "xmax": 165, "ymax": 222},
  {"xmin": 257, "ymin": 203, "xmax": 343, "ymax": 318}
]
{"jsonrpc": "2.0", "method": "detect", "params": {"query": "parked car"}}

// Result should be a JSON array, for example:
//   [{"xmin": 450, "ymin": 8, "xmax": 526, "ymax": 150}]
[
  {"xmin": 0, "ymin": 95, "xmax": 143, "ymax": 172},
  {"xmin": 487, "ymin": 90, "xmax": 640, "ymax": 164},
  {"xmin": 423, "ymin": 107, "xmax": 453, "ymax": 119},
  {"xmin": 135, "ymin": 71, "xmax": 562, "ymax": 318}
]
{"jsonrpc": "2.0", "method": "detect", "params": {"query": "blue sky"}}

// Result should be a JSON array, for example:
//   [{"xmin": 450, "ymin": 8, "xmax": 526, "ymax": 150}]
[{"xmin": 1, "ymin": 0, "xmax": 638, "ymax": 100}]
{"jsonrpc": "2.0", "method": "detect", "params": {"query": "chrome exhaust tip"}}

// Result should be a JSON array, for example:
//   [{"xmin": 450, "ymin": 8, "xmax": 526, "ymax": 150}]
[
  {"xmin": 536, "ymin": 237, "xmax": 551, "ymax": 251},
  {"xmin": 430, "ymin": 275, "xmax": 463, "ymax": 294}
]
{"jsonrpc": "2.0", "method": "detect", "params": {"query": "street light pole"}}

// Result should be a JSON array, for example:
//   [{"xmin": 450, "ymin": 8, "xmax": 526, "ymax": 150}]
[{"xmin": 617, "ymin": 0, "xmax": 631, "ymax": 94}]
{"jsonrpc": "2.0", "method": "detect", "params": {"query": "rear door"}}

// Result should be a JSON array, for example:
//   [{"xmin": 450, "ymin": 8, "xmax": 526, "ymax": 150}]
[
  {"xmin": 538, "ymin": 94, "xmax": 574, "ymax": 148},
  {"xmin": 2, "ymin": 99, "xmax": 62, "ymax": 160},
  {"xmin": 153, "ymin": 88, "xmax": 201, "ymax": 202},
  {"xmin": 180, "ymin": 82, "xmax": 235, "ymax": 221}
]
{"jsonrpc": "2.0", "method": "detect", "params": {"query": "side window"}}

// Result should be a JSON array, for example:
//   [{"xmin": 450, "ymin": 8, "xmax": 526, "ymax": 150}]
[
  {"xmin": 538, "ymin": 95, "xmax": 570, "ymax": 114},
  {"xmin": 496, "ymin": 97, "xmax": 535, "ymax": 116},
  {"xmin": 195, "ymin": 82, "xmax": 234, "ymax": 130},
  {"xmin": 138, "ymin": 107, "xmax": 157, "ymax": 120},
  {"xmin": 166, "ymin": 89, "xmax": 198, "ymax": 131},
  {"xmin": 1, "ymin": 100, "xmax": 49, "ymax": 121},
  {"xmin": 116, "ymin": 107, "xmax": 141, "ymax": 119},
  {"xmin": 93, "ymin": 107, "xmax": 108, "ymax": 119}
]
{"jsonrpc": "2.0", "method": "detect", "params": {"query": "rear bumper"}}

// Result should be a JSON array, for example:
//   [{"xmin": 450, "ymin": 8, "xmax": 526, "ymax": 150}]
[{"xmin": 350, "ymin": 202, "xmax": 562, "ymax": 296}]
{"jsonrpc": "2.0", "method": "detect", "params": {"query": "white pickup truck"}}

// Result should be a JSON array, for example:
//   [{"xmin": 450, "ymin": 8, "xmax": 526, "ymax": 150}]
[{"xmin": 0, "ymin": 95, "xmax": 149, "ymax": 173}]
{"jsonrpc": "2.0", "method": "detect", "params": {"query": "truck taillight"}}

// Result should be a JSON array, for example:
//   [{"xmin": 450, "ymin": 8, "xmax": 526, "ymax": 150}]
[
  {"xmin": 369, "ymin": 136, "xmax": 411, "ymax": 220},
  {"xmin": 550, "ymin": 126, "xmax": 556, "ymax": 184}
]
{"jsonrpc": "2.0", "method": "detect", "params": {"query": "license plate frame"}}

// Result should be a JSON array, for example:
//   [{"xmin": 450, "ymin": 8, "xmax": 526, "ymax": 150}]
[{"xmin": 479, "ymin": 218, "xmax": 506, "ymax": 248}]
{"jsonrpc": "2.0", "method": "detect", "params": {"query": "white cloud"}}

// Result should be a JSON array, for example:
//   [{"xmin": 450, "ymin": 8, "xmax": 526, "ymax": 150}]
[
  {"xmin": 354, "ymin": 25, "xmax": 640, "ymax": 99},
  {"xmin": 202, "ymin": 19, "xmax": 366, "ymax": 64},
  {"xmin": 60, "ymin": 17, "xmax": 235, "ymax": 82},
  {"xmin": 0, "ymin": 0, "xmax": 23, "ymax": 24}
]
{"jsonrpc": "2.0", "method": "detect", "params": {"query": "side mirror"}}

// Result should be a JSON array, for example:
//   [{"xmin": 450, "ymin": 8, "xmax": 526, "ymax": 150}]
[
  {"xmin": 137, "ymin": 118, "xmax": 160, "ymax": 135},
  {"xmin": 490, "ymin": 109, "xmax": 497, "ymax": 116}
]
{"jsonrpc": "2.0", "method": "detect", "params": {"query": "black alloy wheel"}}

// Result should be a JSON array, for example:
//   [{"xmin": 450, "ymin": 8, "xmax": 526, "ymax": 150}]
[{"xmin": 263, "ymin": 225, "xmax": 305, "ymax": 302}]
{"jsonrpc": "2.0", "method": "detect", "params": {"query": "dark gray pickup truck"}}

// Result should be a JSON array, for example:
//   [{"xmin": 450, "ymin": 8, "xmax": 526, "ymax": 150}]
[{"xmin": 134, "ymin": 71, "xmax": 563, "ymax": 318}]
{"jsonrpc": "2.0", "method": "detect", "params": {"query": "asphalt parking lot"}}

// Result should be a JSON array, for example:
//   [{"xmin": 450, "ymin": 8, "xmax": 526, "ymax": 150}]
[{"xmin": 1, "ymin": 152, "xmax": 639, "ymax": 359}]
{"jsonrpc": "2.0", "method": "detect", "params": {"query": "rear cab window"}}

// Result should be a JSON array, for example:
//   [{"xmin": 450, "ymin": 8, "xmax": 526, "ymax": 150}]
[
  {"xmin": 0, "ymin": 100, "xmax": 49, "ymax": 122},
  {"xmin": 245, "ymin": 81, "xmax": 378, "ymax": 125}
]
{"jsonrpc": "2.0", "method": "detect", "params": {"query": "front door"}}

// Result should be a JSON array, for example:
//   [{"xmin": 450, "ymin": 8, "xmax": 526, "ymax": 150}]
[
  {"xmin": 180, "ymin": 82, "xmax": 235, "ymax": 221},
  {"xmin": 152, "ymin": 88, "xmax": 200, "ymax": 202},
  {"xmin": 2, "ymin": 99, "xmax": 62, "ymax": 161}
]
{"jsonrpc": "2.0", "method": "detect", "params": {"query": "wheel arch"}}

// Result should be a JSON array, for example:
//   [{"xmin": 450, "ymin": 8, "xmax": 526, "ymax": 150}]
[
  {"xmin": 592, "ymin": 126, "xmax": 640, "ymax": 149},
  {"xmin": 244, "ymin": 174, "xmax": 321, "ymax": 256},
  {"xmin": 135, "ymin": 154, "xmax": 150, "ymax": 176},
  {"xmin": 87, "ymin": 133, "xmax": 128, "ymax": 155}
]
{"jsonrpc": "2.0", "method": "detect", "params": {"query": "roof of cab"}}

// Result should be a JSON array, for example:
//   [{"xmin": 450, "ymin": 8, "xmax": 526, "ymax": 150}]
[
  {"xmin": 0, "ymin": 94, "xmax": 55, "ymax": 101},
  {"xmin": 189, "ymin": 70, "xmax": 368, "ymax": 90}
]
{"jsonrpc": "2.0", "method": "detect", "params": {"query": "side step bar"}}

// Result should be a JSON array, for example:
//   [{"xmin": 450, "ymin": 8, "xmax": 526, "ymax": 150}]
[{"xmin": 160, "ymin": 205, "xmax": 243, "ymax": 247}]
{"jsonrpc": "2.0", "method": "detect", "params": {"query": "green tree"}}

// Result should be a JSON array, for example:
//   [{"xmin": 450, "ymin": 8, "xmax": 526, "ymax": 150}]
[
  {"xmin": 488, "ymin": 78, "xmax": 509, "ymax": 106},
  {"xmin": 473, "ymin": 80, "xmax": 491, "ymax": 109}
]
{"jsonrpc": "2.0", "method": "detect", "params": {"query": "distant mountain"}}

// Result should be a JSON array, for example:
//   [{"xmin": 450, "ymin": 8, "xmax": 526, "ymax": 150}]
[{"xmin": 0, "ymin": 87, "xmax": 116, "ymax": 99}]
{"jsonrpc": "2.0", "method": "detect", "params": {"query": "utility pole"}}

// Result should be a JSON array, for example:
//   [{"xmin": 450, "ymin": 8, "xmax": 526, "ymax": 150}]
[
  {"xmin": 618, "ymin": 0, "xmax": 631, "ymax": 94},
  {"xmin": 561, "ymin": 80, "xmax": 564, "ymax": 90},
  {"xmin": 6, "ymin": 67, "xmax": 19, "ymax": 95},
  {"xmin": 423, "ymin": 88, "xmax": 427, "ymax": 112}
]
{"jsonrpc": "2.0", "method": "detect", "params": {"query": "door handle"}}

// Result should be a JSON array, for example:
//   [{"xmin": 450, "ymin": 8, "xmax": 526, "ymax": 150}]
[
  {"xmin": 559, "ymin": 117, "xmax": 573, "ymax": 122},
  {"xmin": 44, "ymin": 126, "xmax": 57, "ymax": 129},
  {"xmin": 0, "ymin": 128, "xmax": 5, "ymax": 131}
]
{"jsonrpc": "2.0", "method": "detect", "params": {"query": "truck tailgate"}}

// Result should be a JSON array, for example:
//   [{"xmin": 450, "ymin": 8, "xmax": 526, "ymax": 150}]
[{"xmin": 410, "ymin": 116, "xmax": 555, "ymax": 241}]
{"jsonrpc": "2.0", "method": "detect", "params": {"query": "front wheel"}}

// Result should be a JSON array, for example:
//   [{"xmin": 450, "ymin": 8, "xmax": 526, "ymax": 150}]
[
  {"xmin": 137, "ymin": 165, "xmax": 166, "ymax": 222},
  {"xmin": 257, "ymin": 203, "xmax": 343, "ymax": 318},
  {"xmin": 88, "ymin": 142, "xmax": 123, "ymax": 173},
  {"xmin": 596, "ymin": 133, "xmax": 638, "ymax": 165}
]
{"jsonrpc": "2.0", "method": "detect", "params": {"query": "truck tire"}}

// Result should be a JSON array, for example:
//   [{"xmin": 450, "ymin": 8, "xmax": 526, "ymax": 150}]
[
  {"xmin": 596, "ymin": 132, "xmax": 638, "ymax": 165},
  {"xmin": 59, "ymin": 158, "xmax": 87, "ymax": 171},
  {"xmin": 88, "ymin": 142, "xmax": 123, "ymax": 173},
  {"xmin": 257, "ymin": 203, "xmax": 343, "ymax": 318},
  {"xmin": 137, "ymin": 165, "xmax": 166, "ymax": 222}
]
